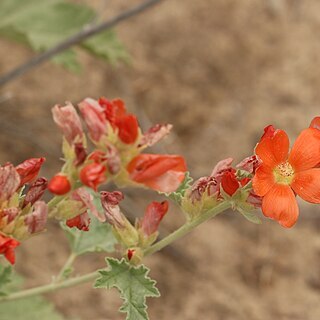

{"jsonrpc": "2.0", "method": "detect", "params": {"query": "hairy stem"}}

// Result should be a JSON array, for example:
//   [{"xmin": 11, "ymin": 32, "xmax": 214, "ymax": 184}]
[
  {"xmin": 0, "ymin": 201, "xmax": 230, "ymax": 303},
  {"xmin": 144, "ymin": 201, "xmax": 231, "ymax": 256},
  {"xmin": 0, "ymin": 271, "xmax": 98, "ymax": 302},
  {"xmin": 55, "ymin": 253, "xmax": 77, "ymax": 283}
]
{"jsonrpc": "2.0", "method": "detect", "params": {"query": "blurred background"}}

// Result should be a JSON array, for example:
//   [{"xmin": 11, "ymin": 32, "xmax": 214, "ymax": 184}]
[{"xmin": 1, "ymin": 0, "xmax": 320, "ymax": 319}]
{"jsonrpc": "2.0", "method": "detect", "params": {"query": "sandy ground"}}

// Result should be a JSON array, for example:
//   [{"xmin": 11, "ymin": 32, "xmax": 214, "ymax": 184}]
[{"xmin": 1, "ymin": 0, "xmax": 320, "ymax": 319}]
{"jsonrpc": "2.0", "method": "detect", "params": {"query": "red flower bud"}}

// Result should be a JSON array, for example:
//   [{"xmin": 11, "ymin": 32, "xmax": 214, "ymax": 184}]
[
  {"xmin": 88, "ymin": 150, "xmax": 108, "ymax": 163},
  {"xmin": 127, "ymin": 154, "xmax": 187, "ymax": 193},
  {"xmin": 80, "ymin": 163, "xmax": 106, "ymax": 191},
  {"xmin": 16, "ymin": 157, "xmax": 45, "ymax": 187},
  {"xmin": 0, "ymin": 234, "xmax": 20, "ymax": 265},
  {"xmin": 52, "ymin": 103, "xmax": 83, "ymax": 145},
  {"xmin": 127, "ymin": 249, "xmax": 135, "ymax": 261},
  {"xmin": 99, "ymin": 97, "xmax": 126, "ymax": 127},
  {"xmin": 66, "ymin": 211, "xmax": 90, "ymax": 231},
  {"xmin": 115, "ymin": 114, "xmax": 139, "ymax": 144},
  {"xmin": 221, "ymin": 171, "xmax": 240, "ymax": 196},
  {"xmin": 140, "ymin": 201, "xmax": 169, "ymax": 236},
  {"xmin": 48, "ymin": 175, "xmax": 71, "ymax": 195},
  {"xmin": 23, "ymin": 177, "xmax": 48, "ymax": 207},
  {"xmin": 74, "ymin": 143, "xmax": 87, "ymax": 167}
]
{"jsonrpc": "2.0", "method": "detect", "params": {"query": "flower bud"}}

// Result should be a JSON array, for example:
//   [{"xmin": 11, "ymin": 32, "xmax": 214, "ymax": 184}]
[
  {"xmin": 24, "ymin": 201, "xmax": 48, "ymax": 234},
  {"xmin": 74, "ymin": 142, "xmax": 87, "ymax": 166},
  {"xmin": 140, "ymin": 201, "xmax": 169, "ymax": 237},
  {"xmin": 16, "ymin": 157, "xmax": 45, "ymax": 187},
  {"xmin": 127, "ymin": 154, "xmax": 187, "ymax": 193},
  {"xmin": 23, "ymin": 177, "xmax": 48, "ymax": 207},
  {"xmin": 52, "ymin": 102, "xmax": 83, "ymax": 145},
  {"xmin": 0, "ymin": 234, "xmax": 20, "ymax": 265},
  {"xmin": 100, "ymin": 191, "xmax": 139, "ymax": 247},
  {"xmin": 115, "ymin": 114, "xmax": 139, "ymax": 144},
  {"xmin": 66, "ymin": 211, "xmax": 90, "ymax": 231},
  {"xmin": 48, "ymin": 175, "xmax": 71, "ymax": 195},
  {"xmin": 80, "ymin": 163, "xmax": 106, "ymax": 191},
  {"xmin": 0, "ymin": 164, "xmax": 20, "ymax": 201},
  {"xmin": 78, "ymin": 98, "xmax": 107, "ymax": 142},
  {"xmin": 138, "ymin": 123, "xmax": 172, "ymax": 148}
]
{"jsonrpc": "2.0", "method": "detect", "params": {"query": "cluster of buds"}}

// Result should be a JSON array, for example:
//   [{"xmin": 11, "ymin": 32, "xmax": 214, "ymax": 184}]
[
  {"xmin": 182, "ymin": 156, "xmax": 262, "ymax": 219},
  {"xmin": 0, "ymin": 158, "xmax": 47, "ymax": 264},
  {"xmin": 100, "ymin": 191, "xmax": 169, "ymax": 264},
  {"xmin": 48, "ymin": 97, "xmax": 187, "ymax": 230}
]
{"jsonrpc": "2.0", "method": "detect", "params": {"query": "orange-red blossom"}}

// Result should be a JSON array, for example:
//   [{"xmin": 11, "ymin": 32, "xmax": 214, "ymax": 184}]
[{"xmin": 253, "ymin": 119, "xmax": 320, "ymax": 227}]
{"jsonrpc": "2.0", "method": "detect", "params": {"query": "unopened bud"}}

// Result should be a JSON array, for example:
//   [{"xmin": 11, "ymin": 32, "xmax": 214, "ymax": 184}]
[{"xmin": 48, "ymin": 175, "xmax": 71, "ymax": 195}]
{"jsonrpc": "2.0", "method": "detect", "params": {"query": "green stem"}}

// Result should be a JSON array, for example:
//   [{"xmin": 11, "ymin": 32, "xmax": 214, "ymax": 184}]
[
  {"xmin": 0, "ymin": 271, "xmax": 98, "ymax": 302},
  {"xmin": 144, "ymin": 201, "xmax": 231, "ymax": 256},
  {"xmin": 55, "ymin": 253, "xmax": 77, "ymax": 283},
  {"xmin": 0, "ymin": 201, "xmax": 231, "ymax": 303}
]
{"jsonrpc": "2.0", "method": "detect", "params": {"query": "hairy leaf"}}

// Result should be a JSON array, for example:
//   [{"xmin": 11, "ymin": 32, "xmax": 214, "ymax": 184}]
[
  {"xmin": 95, "ymin": 258, "xmax": 160, "ymax": 320},
  {"xmin": 0, "ymin": 0, "xmax": 128, "ymax": 71},
  {"xmin": 82, "ymin": 30, "xmax": 129, "ymax": 65}
]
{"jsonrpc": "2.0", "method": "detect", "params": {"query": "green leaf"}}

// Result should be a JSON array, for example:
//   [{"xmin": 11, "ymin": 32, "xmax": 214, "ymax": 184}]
[
  {"xmin": 62, "ymin": 190, "xmax": 117, "ymax": 255},
  {"xmin": 95, "ymin": 258, "xmax": 160, "ymax": 320},
  {"xmin": 237, "ymin": 206, "xmax": 262, "ymax": 224},
  {"xmin": 0, "ymin": 0, "xmax": 128, "ymax": 72},
  {"xmin": 0, "ymin": 270, "xmax": 69, "ymax": 320},
  {"xmin": 62, "ymin": 215, "xmax": 117, "ymax": 256},
  {"xmin": 0, "ymin": 296, "xmax": 67, "ymax": 320},
  {"xmin": 52, "ymin": 50, "xmax": 82, "ymax": 73},
  {"xmin": 81, "ymin": 30, "xmax": 130, "ymax": 65},
  {"xmin": 0, "ymin": 265, "xmax": 12, "ymax": 296},
  {"xmin": 167, "ymin": 171, "xmax": 193, "ymax": 204}
]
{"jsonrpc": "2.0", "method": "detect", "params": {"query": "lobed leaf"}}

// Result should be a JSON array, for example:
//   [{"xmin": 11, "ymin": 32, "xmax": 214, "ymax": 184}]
[{"xmin": 95, "ymin": 258, "xmax": 160, "ymax": 320}]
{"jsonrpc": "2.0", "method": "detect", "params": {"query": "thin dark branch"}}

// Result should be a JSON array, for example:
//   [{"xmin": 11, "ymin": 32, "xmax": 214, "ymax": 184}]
[{"xmin": 0, "ymin": 0, "xmax": 164, "ymax": 87}]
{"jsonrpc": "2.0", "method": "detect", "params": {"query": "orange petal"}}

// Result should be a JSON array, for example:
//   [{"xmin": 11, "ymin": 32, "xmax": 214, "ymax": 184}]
[
  {"xmin": 309, "ymin": 116, "xmax": 320, "ymax": 130},
  {"xmin": 261, "ymin": 184, "xmax": 299, "ymax": 228},
  {"xmin": 291, "ymin": 168, "xmax": 320, "ymax": 203},
  {"xmin": 252, "ymin": 165, "xmax": 275, "ymax": 197},
  {"xmin": 288, "ymin": 128, "xmax": 320, "ymax": 171},
  {"xmin": 255, "ymin": 130, "xmax": 289, "ymax": 167}
]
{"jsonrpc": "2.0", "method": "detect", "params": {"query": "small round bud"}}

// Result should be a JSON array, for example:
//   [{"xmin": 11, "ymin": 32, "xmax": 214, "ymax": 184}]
[{"xmin": 48, "ymin": 175, "xmax": 71, "ymax": 195}]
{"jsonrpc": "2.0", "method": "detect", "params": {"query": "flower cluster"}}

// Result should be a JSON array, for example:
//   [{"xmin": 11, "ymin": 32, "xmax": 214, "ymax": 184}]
[
  {"xmin": 100, "ymin": 191, "xmax": 169, "ymax": 263},
  {"xmin": 0, "ymin": 158, "xmax": 47, "ymax": 264},
  {"xmin": 181, "ymin": 156, "xmax": 261, "ymax": 219},
  {"xmin": 49, "ymin": 97, "xmax": 187, "ymax": 230}
]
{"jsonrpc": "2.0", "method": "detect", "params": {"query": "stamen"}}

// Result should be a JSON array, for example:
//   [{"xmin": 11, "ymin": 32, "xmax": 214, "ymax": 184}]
[{"xmin": 273, "ymin": 161, "xmax": 295, "ymax": 185}]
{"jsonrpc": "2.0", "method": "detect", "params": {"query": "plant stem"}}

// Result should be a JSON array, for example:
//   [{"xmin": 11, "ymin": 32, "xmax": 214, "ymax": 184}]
[
  {"xmin": 55, "ymin": 253, "xmax": 77, "ymax": 283},
  {"xmin": 144, "ymin": 201, "xmax": 231, "ymax": 256},
  {"xmin": 0, "ymin": 271, "xmax": 98, "ymax": 302},
  {"xmin": 0, "ymin": 0, "xmax": 164, "ymax": 87},
  {"xmin": 0, "ymin": 201, "xmax": 231, "ymax": 303}
]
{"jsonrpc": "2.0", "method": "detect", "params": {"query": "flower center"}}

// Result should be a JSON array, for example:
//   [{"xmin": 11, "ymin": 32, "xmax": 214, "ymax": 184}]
[{"xmin": 273, "ymin": 161, "xmax": 295, "ymax": 185}]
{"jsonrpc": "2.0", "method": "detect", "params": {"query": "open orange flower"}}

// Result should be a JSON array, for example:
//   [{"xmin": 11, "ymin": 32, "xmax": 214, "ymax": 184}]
[{"xmin": 253, "ymin": 122, "xmax": 320, "ymax": 227}]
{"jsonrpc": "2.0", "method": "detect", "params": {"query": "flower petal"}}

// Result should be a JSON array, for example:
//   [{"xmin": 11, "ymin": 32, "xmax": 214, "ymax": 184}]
[
  {"xmin": 288, "ymin": 128, "xmax": 320, "ymax": 171},
  {"xmin": 255, "ymin": 130, "xmax": 289, "ymax": 167},
  {"xmin": 262, "ymin": 184, "xmax": 299, "ymax": 228},
  {"xmin": 252, "ymin": 165, "xmax": 275, "ymax": 197},
  {"xmin": 291, "ymin": 168, "xmax": 320, "ymax": 203}
]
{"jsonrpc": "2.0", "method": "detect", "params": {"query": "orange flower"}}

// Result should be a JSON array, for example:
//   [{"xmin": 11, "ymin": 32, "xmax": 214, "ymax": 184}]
[
  {"xmin": 127, "ymin": 154, "xmax": 187, "ymax": 193},
  {"xmin": 252, "ymin": 123, "xmax": 320, "ymax": 227}
]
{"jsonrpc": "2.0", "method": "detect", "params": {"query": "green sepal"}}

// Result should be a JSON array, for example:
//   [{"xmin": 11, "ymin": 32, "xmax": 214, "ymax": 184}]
[{"xmin": 165, "ymin": 171, "xmax": 193, "ymax": 204}]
